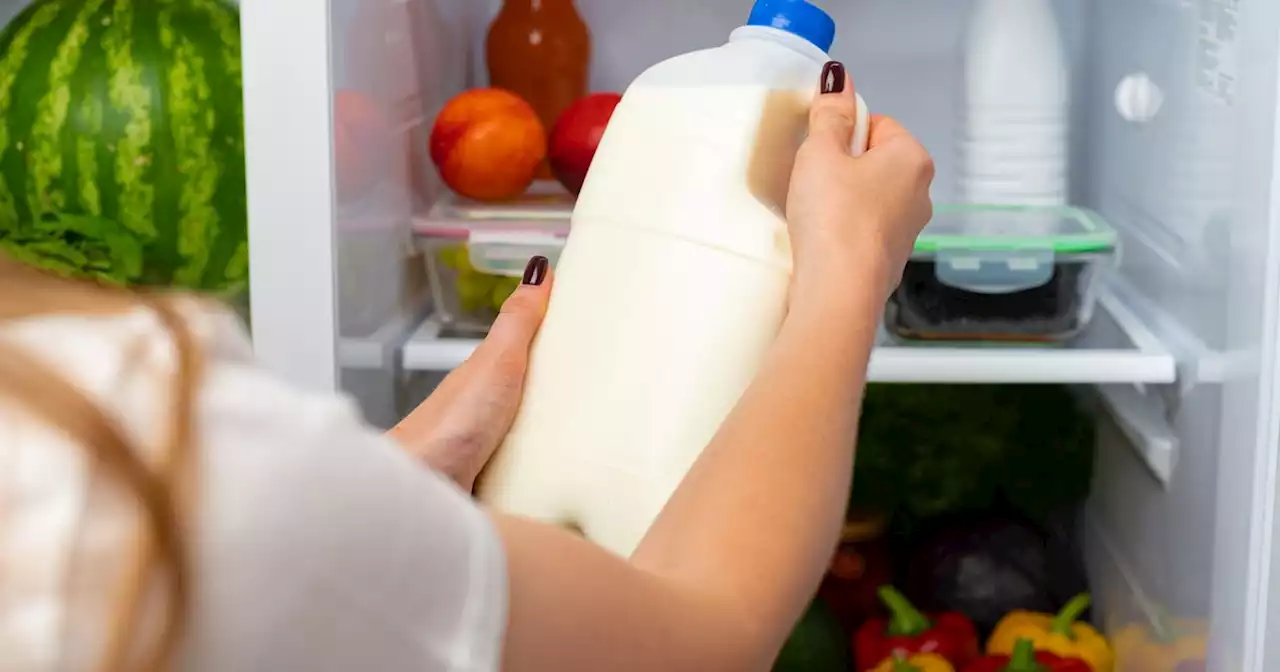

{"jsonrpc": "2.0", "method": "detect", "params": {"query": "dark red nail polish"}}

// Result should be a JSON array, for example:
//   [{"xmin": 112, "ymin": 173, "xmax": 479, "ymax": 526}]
[
  {"xmin": 522, "ymin": 256, "xmax": 548, "ymax": 286},
  {"xmin": 821, "ymin": 61, "xmax": 845, "ymax": 94}
]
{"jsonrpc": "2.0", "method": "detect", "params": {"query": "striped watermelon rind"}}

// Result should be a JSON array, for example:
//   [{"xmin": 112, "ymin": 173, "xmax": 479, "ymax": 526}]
[{"xmin": 0, "ymin": 0, "xmax": 247, "ymax": 293}]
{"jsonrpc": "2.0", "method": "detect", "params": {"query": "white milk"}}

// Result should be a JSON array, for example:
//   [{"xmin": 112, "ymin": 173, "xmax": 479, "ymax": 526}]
[
  {"xmin": 476, "ymin": 0, "xmax": 869, "ymax": 557},
  {"xmin": 957, "ymin": 0, "xmax": 1070, "ymax": 207}
]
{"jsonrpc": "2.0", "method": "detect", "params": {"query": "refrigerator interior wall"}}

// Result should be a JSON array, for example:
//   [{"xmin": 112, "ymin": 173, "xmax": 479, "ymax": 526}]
[
  {"xmin": 473, "ymin": 0, "xmax": 1089, "ymax": 206},
  {"xmin": 1085, "ymin": 0, "xmax": 1221, "ymax": 657},
  {"xmin": 1084, "ymin": 0, "xmax": 1279, "ymax": 668},
  {"xmin": 327, "ymin": 0, "xmax": 479, "ymax": 425}
]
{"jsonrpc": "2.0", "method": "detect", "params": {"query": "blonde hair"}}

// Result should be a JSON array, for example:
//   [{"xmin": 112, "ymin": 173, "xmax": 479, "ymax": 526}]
[{"xmin": 0, "ymin": 255, "xmax": 201, "ymax": 671}]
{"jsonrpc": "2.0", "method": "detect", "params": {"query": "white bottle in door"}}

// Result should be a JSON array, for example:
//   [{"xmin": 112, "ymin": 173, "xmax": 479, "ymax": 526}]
[
  {"xmin": 475, "ymin": 0, "xmax": 869, "ymax": 557},
  {"xmin": 957, "ymin": 0, "xmax": 1070, "ymax": 207}
]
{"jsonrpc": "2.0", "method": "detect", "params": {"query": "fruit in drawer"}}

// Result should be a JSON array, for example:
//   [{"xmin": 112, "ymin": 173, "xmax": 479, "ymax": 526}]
[
  {"xmin": 334, "ymin": 90, "xmax": 389, "ymax": 200},
  {"xmin": 430, "ymin": 89, "xmax": 547, "ymax": 202},
  {"xmin": 441, "ymin": 244, "xmax": 522, "ymax": 314},
  {"xmin": 548, "ymin": 92, "xmax": 623, "ymax": 196},
  {"xmin": 0, "ymin": 0, "xmax": 248, "ymax": 293},
  {"xmin": 490, "ymin": 275, "xmax": 522, "ymax": 310}
]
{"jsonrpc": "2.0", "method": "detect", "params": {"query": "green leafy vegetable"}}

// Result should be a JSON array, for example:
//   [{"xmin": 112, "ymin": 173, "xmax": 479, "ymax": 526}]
[{"xmin": 853, "ymin": 384, "xmax": 1094, "ymax": 527}]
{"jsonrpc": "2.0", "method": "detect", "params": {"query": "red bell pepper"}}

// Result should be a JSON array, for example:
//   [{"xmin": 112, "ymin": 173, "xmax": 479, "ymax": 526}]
[
  {"xmin": 962, "ymin": 638, "xmax": 1093, "ymax": 672},
  {"xmin": 854, "ymin": 586, "xmax": 981, "ymax": 670}
]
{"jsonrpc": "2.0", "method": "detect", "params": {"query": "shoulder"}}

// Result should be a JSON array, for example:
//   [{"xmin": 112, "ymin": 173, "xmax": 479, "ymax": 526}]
[
  {"xmin": 2, "ymin": 302, "xmax": 508, "ymax": 671},
  {"xmin": 0, "ymin": 298, "xmax": 362, "ymax": 452},
  {"xmin": 179, "ymin": 325, "xmax": 511, "ymax": 671},
  {"xmin": 0, "ymin": 299, "xmax": 258, "ymax": 668},
  {"xmin": 2, "ymin": 298, "xmax": 255, "ymax": 456}
]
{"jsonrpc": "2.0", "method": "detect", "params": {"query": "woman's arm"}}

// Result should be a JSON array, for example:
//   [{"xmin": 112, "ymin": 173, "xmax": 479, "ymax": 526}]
[
  {"xmin": 387, "ymin": 259, "xmax": 553, "ymax": 490},
  {"xmin": 497, "ymin": 65, "xmax": 935, "ymax": 671},
  {"xmin": 497, "ymin": 280, "xmax": 883, "ymax": 671}
]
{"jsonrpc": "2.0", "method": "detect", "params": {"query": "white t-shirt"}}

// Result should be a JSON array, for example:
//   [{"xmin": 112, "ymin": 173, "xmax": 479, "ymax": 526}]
[{"xmin": 0, "ymin": 304, "xmax": 507, "ymax": 671}]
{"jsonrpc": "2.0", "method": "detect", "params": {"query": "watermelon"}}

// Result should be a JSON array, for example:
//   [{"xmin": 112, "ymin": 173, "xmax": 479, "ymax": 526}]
[{"xmin": 0, "ymin": 0, "xmax": 247, "ymax": 293}]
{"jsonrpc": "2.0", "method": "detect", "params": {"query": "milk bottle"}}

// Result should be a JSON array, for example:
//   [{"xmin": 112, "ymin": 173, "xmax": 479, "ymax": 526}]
[
  {"xmin": 957, "ymin": 0, "xmax": 1069, "ymax": 207},
  {"xmin": 476, "ymin": 0, "xmax": 869, "ymax": 557}
]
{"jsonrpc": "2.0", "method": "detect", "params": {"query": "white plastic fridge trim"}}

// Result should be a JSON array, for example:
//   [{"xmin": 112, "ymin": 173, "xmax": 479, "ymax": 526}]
[
  {"xmin": 1095, "ymin": 383, "xmax": 1178, "ymax": 486},
  {"xmin": 1247, "ymin": 14, "xmax": 1280, "ymax": 665},
  {"xmin": 399, "ymin": 283, "xmax": 1178, "ymax": 384},
  {"xmin": 241, "ymin": 0, "xmax": 340, "ymax": 392},
  {"xmin": 339, "ymin": 308, "xmax": 431, "ymax": 370}
]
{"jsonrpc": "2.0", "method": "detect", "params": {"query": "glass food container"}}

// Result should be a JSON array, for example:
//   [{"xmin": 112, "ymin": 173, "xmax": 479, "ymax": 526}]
[
  {"xmin": 415, "ymin": 188, "xmax": 570, "ymax": 334},
  {"xmin": 885, "ymin": 204, "xmax": 1119, "ymax": 343}
]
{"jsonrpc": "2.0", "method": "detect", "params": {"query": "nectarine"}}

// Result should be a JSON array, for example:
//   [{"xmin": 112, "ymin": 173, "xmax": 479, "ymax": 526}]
[
  {"xmin": 430, "ymin": 88, "xmax": 547, "ymax": 201},
  {"xmin": 549, "ymin": 92, "xmax": 622, "ymax": 196}
]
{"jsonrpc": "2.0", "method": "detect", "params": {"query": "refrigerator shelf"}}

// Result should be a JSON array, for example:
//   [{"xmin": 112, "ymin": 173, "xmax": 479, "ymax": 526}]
[
  {"xmin": 399, "ymin": 282, "xmax": 1177, "ymax": 385},
  {"xmin": 338, "ymin": 308, "xmax": 430, "ymax": 370}
]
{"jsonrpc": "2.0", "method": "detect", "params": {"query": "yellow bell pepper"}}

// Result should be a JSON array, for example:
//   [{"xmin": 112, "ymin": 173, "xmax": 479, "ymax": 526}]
[
  {"xmin": 987, "ymin": 594, "xmax": 1114, "ymax": 672},
  {"xmin": 870, "ymin": 652, "xmax": 955, "ymax": 672},
  {"xmin": 1112, "ymin": 616, "xmax": 1207, "ymax": 672}
]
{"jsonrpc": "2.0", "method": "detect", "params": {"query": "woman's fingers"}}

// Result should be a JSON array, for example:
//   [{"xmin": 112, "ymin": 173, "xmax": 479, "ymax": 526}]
[
  {"xmin": 391, "ymin": 256, "xmax": 553, "ymax": 488},
  {"xmin": 863, "ymin": 114, "xmax": 935, "ymax": 183},
  {"xmin": 865, "ymin": 114, "xmax": 913, "ymax": 150},
  {"xmin": 470, "ymin": 256, "xmax": 553, "ymax": 376},
  {"xmin": 807, "ymin": 60, "xmax": 859, "ymax": 154}
]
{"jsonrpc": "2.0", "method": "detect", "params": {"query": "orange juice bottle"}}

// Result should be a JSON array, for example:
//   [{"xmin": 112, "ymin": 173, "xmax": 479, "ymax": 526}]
[{"xmin": 486, "ymin": 0, "xmax": 591, "ymax": 180}]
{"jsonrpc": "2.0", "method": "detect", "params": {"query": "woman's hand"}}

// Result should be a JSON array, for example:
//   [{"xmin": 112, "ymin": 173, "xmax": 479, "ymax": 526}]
[
  {"xmin": 388, "ymin": 256, "xmax": 551, "ymax": 491},
  {"xmin": 786, "ymin": 61, "xmax": 935, "ymax": 308}
]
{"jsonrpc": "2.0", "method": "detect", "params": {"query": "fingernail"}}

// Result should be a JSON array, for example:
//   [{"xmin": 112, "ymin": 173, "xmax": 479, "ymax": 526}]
[
  {"xmin": 522, "ymin": 256, "xmax": 548, "ymax": 286},
  {"xmin": 820, "ymin": 61, "xmax": 845, "ymax": 95}
]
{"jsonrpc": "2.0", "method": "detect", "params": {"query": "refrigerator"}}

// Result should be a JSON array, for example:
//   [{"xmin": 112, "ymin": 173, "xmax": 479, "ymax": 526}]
[{"xmin": 246, "ymin": 0, "xmax": 1280, "ymax": 668}]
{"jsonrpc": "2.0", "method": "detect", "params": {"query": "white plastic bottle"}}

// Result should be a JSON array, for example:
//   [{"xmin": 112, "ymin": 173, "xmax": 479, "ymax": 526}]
[
  {"xmin": 957, "ymin": 0, "xmax": 1069, "ymax": 207},
  {"xmin": 475, "ymin": 0, "xmax": 869, "ymax": 557}
]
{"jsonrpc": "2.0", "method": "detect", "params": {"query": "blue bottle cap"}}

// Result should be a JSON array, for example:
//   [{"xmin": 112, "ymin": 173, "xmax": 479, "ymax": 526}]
[{"xmin": 746, "ymin": 0, "xmax": 836, "ymax": 53}]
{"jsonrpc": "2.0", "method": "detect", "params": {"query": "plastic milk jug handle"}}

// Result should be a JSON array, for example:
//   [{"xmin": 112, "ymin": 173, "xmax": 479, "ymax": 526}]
[{"xmin": 844, "ymin": 93, "xmax": 871, "ymax": 157}]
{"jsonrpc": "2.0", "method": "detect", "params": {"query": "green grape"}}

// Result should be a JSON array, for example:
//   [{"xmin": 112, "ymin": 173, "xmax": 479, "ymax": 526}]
[
  {"xmin": 437, "ymin": 246, "xmax": 455, "ymax": 270},
  {"xmin": 443, "ymin": 243, "xmax": 499, "ymax": 314},
  {"xmin": 455, "ymin": 269, "xmax": 496, "ymax": 313},
  {"xmin": 490, "ymin": 275, "xmax": 521, "ymax": 311},
  {"xmin": 438, "ymin": 244, "xmax": 468, "ymax": 271}
]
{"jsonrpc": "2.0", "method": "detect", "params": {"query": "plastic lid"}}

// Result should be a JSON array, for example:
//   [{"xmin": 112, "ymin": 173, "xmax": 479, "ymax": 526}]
[
  {"xmin": 413, "ymin": 184, "xmax": 572, "ymax": 240},
  {"xmin": 911, "ymin": 205, "xmax": 1118, "ymax": 293},
  {"xmin": 914, "ymin": 204, "xmax": 1118, "ymax": 255},
  {"xmin": 746, "ymin": 0, "xmax": 836, "ymax": 53}
]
